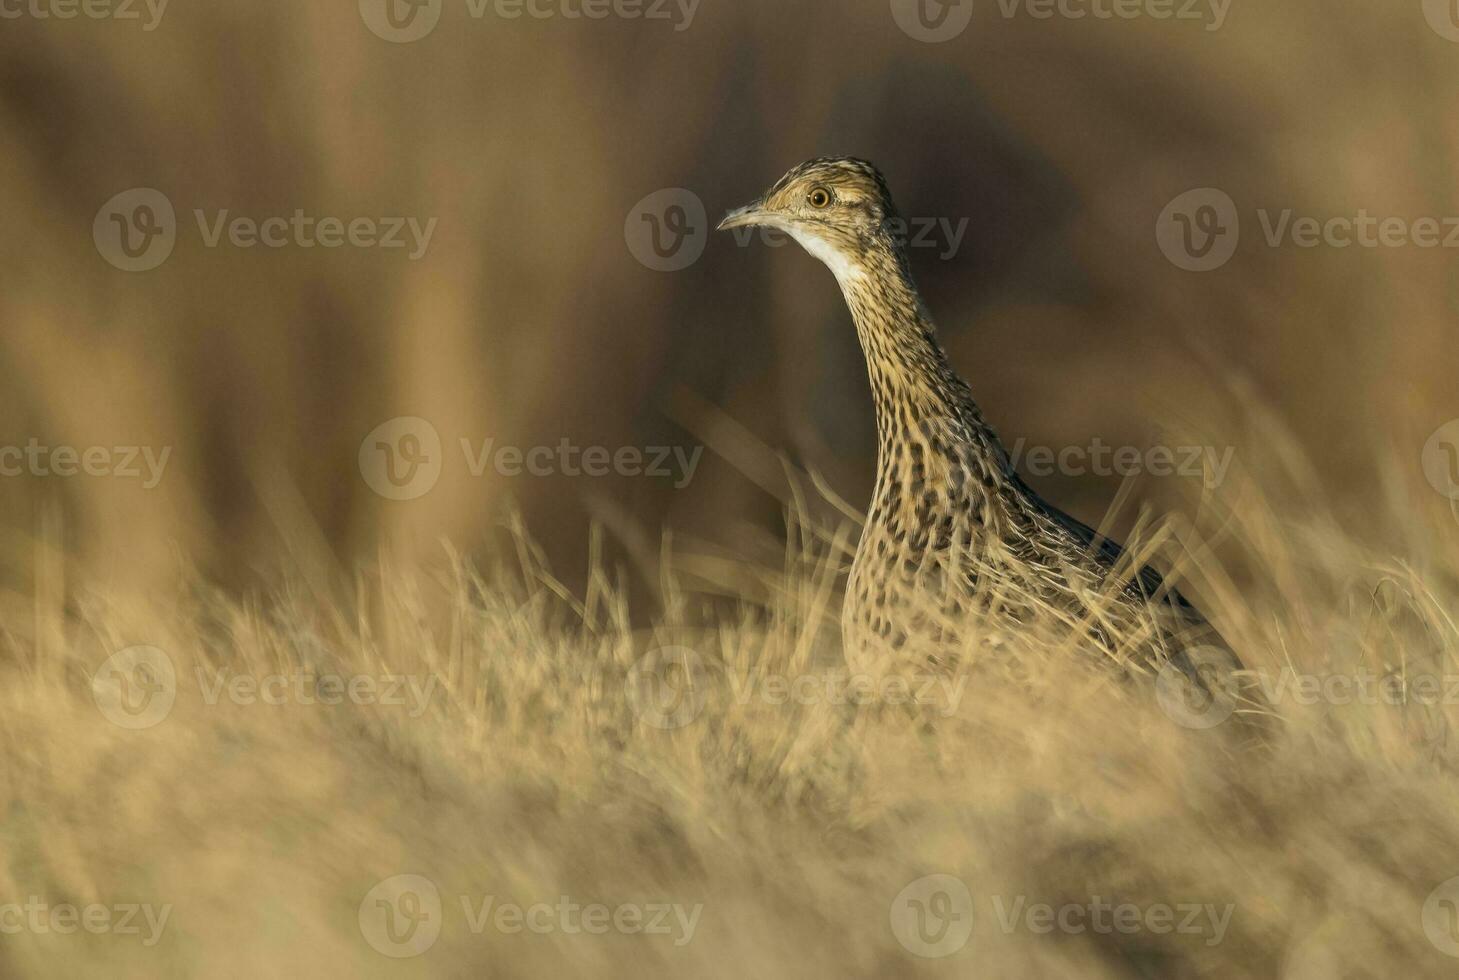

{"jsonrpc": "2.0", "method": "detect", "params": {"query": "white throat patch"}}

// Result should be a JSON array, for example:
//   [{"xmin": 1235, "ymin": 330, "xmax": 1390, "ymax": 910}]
[{"xmin": 785, "ymin": 226, "xmax": 863, "ymax": 287}]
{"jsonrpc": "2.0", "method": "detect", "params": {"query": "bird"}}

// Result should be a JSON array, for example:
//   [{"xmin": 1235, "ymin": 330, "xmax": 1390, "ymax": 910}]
[{"xmin": 718, "ymin": 157, "xmax": 1241, "ymax": 695}]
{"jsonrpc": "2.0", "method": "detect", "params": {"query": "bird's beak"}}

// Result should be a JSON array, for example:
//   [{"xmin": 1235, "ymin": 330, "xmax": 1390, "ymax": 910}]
[{"xmin": 717, "ymin": 201, "xmax": 768, "ymax": 231}]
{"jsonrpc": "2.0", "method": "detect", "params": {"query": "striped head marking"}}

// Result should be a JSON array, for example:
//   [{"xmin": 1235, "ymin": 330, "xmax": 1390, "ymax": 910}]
[{"xmin": 718, "ymin": 158, "xmax": 902, "ymax": 284}]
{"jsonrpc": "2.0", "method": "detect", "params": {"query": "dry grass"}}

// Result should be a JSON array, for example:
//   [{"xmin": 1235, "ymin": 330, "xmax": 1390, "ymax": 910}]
[{"xmin": 3, "ymin": 459, "xmax": 1458, "ymax": 979}]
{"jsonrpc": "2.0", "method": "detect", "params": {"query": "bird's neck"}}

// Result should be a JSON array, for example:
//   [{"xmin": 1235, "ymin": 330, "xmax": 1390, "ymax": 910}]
[{"xmin": 834, "ymin": 243, "xmax": 998, "ymax": 455}]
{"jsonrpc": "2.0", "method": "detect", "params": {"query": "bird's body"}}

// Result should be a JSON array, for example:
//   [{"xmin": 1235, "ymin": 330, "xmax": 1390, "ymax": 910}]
[{"xmin": 721, "ymin": 158, "xmax": 1231, "ymax": 676}]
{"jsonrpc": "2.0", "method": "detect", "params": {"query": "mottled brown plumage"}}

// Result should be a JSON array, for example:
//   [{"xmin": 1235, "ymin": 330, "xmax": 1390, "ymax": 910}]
[{"xmin": 721, "ymin": 158, "xmax": 1236, "ymax": 683}]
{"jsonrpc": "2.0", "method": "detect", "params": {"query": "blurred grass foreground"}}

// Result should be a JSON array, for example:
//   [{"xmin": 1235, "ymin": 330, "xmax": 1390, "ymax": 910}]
[{"xmin": 5, "ymin": 466, "xmax": 1459, "ymax": 977}]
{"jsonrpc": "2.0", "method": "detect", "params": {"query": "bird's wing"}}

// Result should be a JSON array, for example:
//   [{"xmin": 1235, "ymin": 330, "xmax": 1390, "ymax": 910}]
[{"xmin": 1010, "ymin": 474, "xmax": 1195, "ymax": 614}]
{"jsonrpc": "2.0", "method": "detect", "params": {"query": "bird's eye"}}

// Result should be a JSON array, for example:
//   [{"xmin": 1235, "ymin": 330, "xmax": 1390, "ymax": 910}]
[{"xmin": 808, "ymin": 187, "xmax": 833, "ymax": 209}]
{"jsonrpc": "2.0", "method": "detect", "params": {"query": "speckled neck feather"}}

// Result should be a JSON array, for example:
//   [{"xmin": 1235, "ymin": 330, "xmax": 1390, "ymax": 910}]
[{"xmin": 832, "ymin": 233, "xmax": 1012, "ymax": 493}]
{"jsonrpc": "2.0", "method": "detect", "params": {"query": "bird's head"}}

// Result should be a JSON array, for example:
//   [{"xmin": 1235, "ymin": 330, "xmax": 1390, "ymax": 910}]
[{"xmin": 718, "ymin": 157, "xmax": 901, "ymax": 281}]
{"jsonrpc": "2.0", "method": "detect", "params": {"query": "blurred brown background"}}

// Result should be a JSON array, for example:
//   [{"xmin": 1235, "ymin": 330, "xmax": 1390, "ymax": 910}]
[{"xmin": 1, "ymin": 0, "xmax": 1456, "ymax": 596}]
